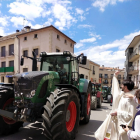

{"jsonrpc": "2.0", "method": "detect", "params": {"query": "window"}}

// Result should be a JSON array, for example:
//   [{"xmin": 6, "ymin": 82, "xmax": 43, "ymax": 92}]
[
  {"xmin": 1, "ymin": 46, "xmax": 5, "ymax": 57},
  {"xmin": 111, "ymin": 74, "xmax": 113, "ymax": 78},
  {"xmin": 1, "ymin": 62, "xmax": 6, "ymax": 67},
  {"xmin": 64, "ymin": 39, "xmax": 67, "ymax": 44},
  {"xmin": 9, "ymin": 44, "xmax": 14, "ymax": 55},
  {"xmin": 33, "ymin": 48, "xmax": 38, "ymax": 55},
  {"xmin": 70, "ymin": 43, "xmax": 72, "ymax": 47},
  {"xmin": 57, "ymin": 35, "xmax": 60, "ymax": 39},
  {"xmin": 1, "ymin": 77, "xmax": 4, "ymax": 82},
  {"xmin": 34, "ymin": 34, "xmax": 38, "ymax": 38},
  {"xmin": 99, "ymin": 73, "xmax": 102, "ymax": 78},
  {"xmin": 23, "ymin": 68, "xmax": 28, "ymax": 72},
  {"xmin": 24, "ymin": 37, "xmax": 27, "ymax": 40},
  {"xmin": 56, "ymin": 49, "xmax": 60, "ymax": 52},
  {"xmin": 86, "ymin": 76, "xmax": 88, "ymax": 79},
  {"xmin": 23, "ymin": 50, "xmax": 28, "ymax": 57},
  {"xmin": 104, "ymin": 79, "xmax": 108, "ymax": 84},
  {"xmin": 93, "ymin": 66, "xmax": 95, "ymax": 74},
  {"xmin": 118, "ymin": 75, "xmax": 121, "ymax": 79},
  {"xmin": 104, "ymin": 74, "xmax": 108, "ymax": 78},
  {"xmin": 8, "ymin": 77, "xmax": 13, "ymax": 83},
  {"xmin": 9, "ymin": 61, "xmax": 14, "ymax": 67}
]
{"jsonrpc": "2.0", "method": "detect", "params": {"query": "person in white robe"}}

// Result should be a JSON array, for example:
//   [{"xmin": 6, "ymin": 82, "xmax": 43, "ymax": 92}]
[{"xmin": 95, "ymin": 71, "xmax": 137, "ymax": 140}]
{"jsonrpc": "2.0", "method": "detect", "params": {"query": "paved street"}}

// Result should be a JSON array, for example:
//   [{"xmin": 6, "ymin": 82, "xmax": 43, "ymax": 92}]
[{"xmin": 0, "ymin": 102, "xmax": 112, "ymax": 140}]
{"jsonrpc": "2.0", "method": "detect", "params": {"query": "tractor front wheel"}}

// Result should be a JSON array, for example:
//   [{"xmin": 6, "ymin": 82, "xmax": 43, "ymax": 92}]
[
  {"xmin": 42, "ymin": 89, "xmax": 80, "ymax": 140},
  {"xmin": 0, "ymin": 91, "xmax": 23, "ymax": 135}
]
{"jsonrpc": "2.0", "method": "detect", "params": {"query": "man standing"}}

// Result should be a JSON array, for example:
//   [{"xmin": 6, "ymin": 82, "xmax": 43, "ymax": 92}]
[
  {"xmin": 110, "ymin": 71, "xmax": 136, "ymax": 140},
  {"xmin": 95, "ymin": 71, "xmax": 136, "ymax": 140}
]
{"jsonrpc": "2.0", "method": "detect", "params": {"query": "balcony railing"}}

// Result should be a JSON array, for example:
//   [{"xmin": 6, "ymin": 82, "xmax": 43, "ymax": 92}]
[
  {"xmin": 129, "ymin": 51, "xmax": 140, "ymax": 62},
  {"xmin": 0, "ymin": 67, "xmax": 5, "ymax": 72},
  {"xmin": 103, "ymin": 81, "xmax": 108, "ymax": 84},
  {"xmin": 128, "ymin": 65, "xmax": 139, "ymax": 74},
  {"xmin": 104, "ymin": 76, "xmax": 108, "ymax": 79},
  {"xmin": 0, "ymin": 67, "xmax": 14, "ymax": 73}
]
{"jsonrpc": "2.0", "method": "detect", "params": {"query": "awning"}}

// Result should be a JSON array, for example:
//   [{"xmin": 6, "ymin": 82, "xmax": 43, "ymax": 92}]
[{"xmin": 6, "ymin": 75, "xmax": 13, "ymax": 78}]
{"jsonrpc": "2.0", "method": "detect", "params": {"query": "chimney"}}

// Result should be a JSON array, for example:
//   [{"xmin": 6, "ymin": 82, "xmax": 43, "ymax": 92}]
[
  {"xmin": 16, "ymin": 30, "xmax": 19, "ymax": 32},
  {"xmin": 24, "ymin": 26, "xmax": 31, "ymax": 32},
  {"xmin": 118, "ymin": 67, "xmax": 119, "ymax": 69},
  {"xmin": 102, "ymin": 65, "xmax": 104, "ymax": 68}
]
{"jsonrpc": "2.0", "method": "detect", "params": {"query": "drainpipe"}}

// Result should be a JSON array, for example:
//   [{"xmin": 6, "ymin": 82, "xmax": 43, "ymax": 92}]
[{"xmin": 16, "ymin": 36, "xmax": 20, "ymax": 73}]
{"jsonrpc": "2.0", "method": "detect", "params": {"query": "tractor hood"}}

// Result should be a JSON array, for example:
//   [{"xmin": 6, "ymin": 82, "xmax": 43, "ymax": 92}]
[{"xmin": 13, "ymin": 71, "xmax": 49, "ymax": 95}]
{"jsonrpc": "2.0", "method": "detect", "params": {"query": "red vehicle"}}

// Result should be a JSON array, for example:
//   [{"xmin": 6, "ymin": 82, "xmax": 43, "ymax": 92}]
[{"xmin": 91, "ymin": 82, "xmax": 103, "ymax": 110}]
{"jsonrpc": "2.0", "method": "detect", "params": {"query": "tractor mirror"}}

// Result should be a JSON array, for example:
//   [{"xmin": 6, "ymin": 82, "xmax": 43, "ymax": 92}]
[
  {"xmin": 80, "ymin": 56, "xmax": 87, "ymax": 65},
  {"xmin": 20, "ymin": 57, "xmax": 24, "ymax": 66}
]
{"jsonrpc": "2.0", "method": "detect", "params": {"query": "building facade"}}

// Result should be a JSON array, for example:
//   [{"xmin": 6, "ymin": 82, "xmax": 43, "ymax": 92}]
[
  {"xmin": 0, "ymin": 25, "xmax": 76, "ymax": 83},
  {"xmin": 99, "ymin": 66, "xmax": 125, "ymax": 87},
  {"xmin": 79, "ymin": 59, "xmax": 100, "ymax": 82},
  {"xmin": 0, "ymin": 31, "xmax": 21, "ymax": 83},
  {"xmin": 125, "ymin": 35, "xmax": 140, "ymax": 89},
  {"xmin": 17, "ymin": 25, "xmax": 76, "ymax": 73}
]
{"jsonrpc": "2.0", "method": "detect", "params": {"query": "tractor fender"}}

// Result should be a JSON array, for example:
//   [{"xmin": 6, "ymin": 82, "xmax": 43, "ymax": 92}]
[
  {"xmin": 79, "ymin": 79, "xmax": 92, "ymax": 116},
  {"xmin": 0, "ymin": 84, "xmax": 14, "ymax": 98},
  {"xmin": 79, "ymin": 79, "xmax": 91, "ymax": 93},
  {"xmin": 96, "ymin": 91, "xmax": 102, "ymax": 98}
]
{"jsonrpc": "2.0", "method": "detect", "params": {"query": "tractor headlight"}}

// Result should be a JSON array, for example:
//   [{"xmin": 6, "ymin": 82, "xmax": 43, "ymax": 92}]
[
  {"xmin": 25, "ymin": 94, "xmax": 32, "ymax": 98},
  {"xmin": 40, "ymin": 52, "xmax": 47, "ymax": 57},
  {"xmin": 31, "ymin": 90, "xmax": 36, "ymax": 97},
  {"xmin": 63, "ymin": 51, "xmax": 71, "ymax": 55}
]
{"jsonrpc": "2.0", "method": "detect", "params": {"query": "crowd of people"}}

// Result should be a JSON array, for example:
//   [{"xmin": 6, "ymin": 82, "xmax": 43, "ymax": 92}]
[{"xmin": 95, "ymin": 71, "xmax": 140, "ymax": 140}]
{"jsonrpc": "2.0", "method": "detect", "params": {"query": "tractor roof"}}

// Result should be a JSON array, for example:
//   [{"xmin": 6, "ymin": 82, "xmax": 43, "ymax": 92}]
[{"xmin": 40, "ymin": 52, "xmax": 76, "ymax": 57}]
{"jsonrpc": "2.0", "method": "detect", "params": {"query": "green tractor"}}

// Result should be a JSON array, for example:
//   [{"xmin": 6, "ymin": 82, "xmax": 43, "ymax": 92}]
[
  {"xmin": 0, "ymin": 51, "xmax": 92, "ymax": 140},
  {"xmin": 102, "ymin": 86, "xmax": 112, "ymax": 103},
  {"xmin": 91, "ymin": 83, "xmax": 102, "ymax": 110}
]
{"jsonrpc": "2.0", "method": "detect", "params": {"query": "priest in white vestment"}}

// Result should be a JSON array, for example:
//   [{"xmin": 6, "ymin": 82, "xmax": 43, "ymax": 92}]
[{"xmin": 95, "ymin": 71, "xmax": 137, "ymax": 140}]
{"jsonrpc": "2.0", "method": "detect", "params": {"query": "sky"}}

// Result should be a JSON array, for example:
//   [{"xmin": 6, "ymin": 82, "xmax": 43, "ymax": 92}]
[{"xmin": 0, "ymin": 0, "xmax": 140, "ymax": 68}]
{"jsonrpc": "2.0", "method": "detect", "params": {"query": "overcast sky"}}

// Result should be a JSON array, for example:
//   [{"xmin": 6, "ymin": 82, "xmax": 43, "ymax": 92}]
[{"xmin": 0, "ymin": 0, "xmax": 140, "ymax": 68}]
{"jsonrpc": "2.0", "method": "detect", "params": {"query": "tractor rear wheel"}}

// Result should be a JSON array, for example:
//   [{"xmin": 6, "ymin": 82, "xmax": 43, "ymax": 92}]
[
  {"xmin": 0, "ymin": 91, "xmax": 23, "ymax": 135},
  {"xmin": 91, "ymin": 96, "xmax": 97, "ymax": 110},
  {"xmin": 42, "ymin": 89, "xmax": 80, "ymax": 140},
  {"xmin": 80, "ymin": 85, "xmax": 92, "ymax": 124}
]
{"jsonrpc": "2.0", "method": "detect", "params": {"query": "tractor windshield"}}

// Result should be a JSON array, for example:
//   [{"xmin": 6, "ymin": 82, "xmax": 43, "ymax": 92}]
[{"xmin": 41, "ymin": 55, "xmax": 69, "ymax": 73}]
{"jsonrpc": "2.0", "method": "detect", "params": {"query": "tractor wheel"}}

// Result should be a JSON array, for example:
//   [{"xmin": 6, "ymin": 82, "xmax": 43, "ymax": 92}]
[
  {"xmin": 42, "ymin": 89, "xmax": 80, "ymax": 140},
  {"xmin": 91, "ymin": 96, "xmax": 97, "ymax": 110},
  {"xmin": 80, "ymin": 85, "xmax": 92, "ymax": 124},
  {"xmin": 97, "ymin": 96, "xmax": 102, "ymax": 108},
  {"xmin": 0, "ymin": 91, "xmax": 23, "ymax": 135},
  {"xmin": 107, "ymin": 95, "xmax": 112, "ymax": 103}
]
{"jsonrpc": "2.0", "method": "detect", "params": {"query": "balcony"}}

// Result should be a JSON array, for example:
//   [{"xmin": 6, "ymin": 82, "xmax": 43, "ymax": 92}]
[
  {"xmin": 0, "ymin": 67, "xmax": 5, "ymax": 72},
  {"xmin": 104, "ymin": 76, "xmax": 108, "ymax": 79},
  {"xmin": 103, "ymin": 81, "xmax": 108, "ymax": 84},
  {"xmin": 129, "ymin": 52, "xmax": 140, "ymax": 62},
  {"xmin": 117, "ymin": 76, "xmax": 121, "ymax": 79},
  {"xmin": 0, "ymin": 67, "xmax": 14, "ymax": 73},
  {"xmin": 128, "ymin": 65, "xmax": 139, "ymax": 75}
]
